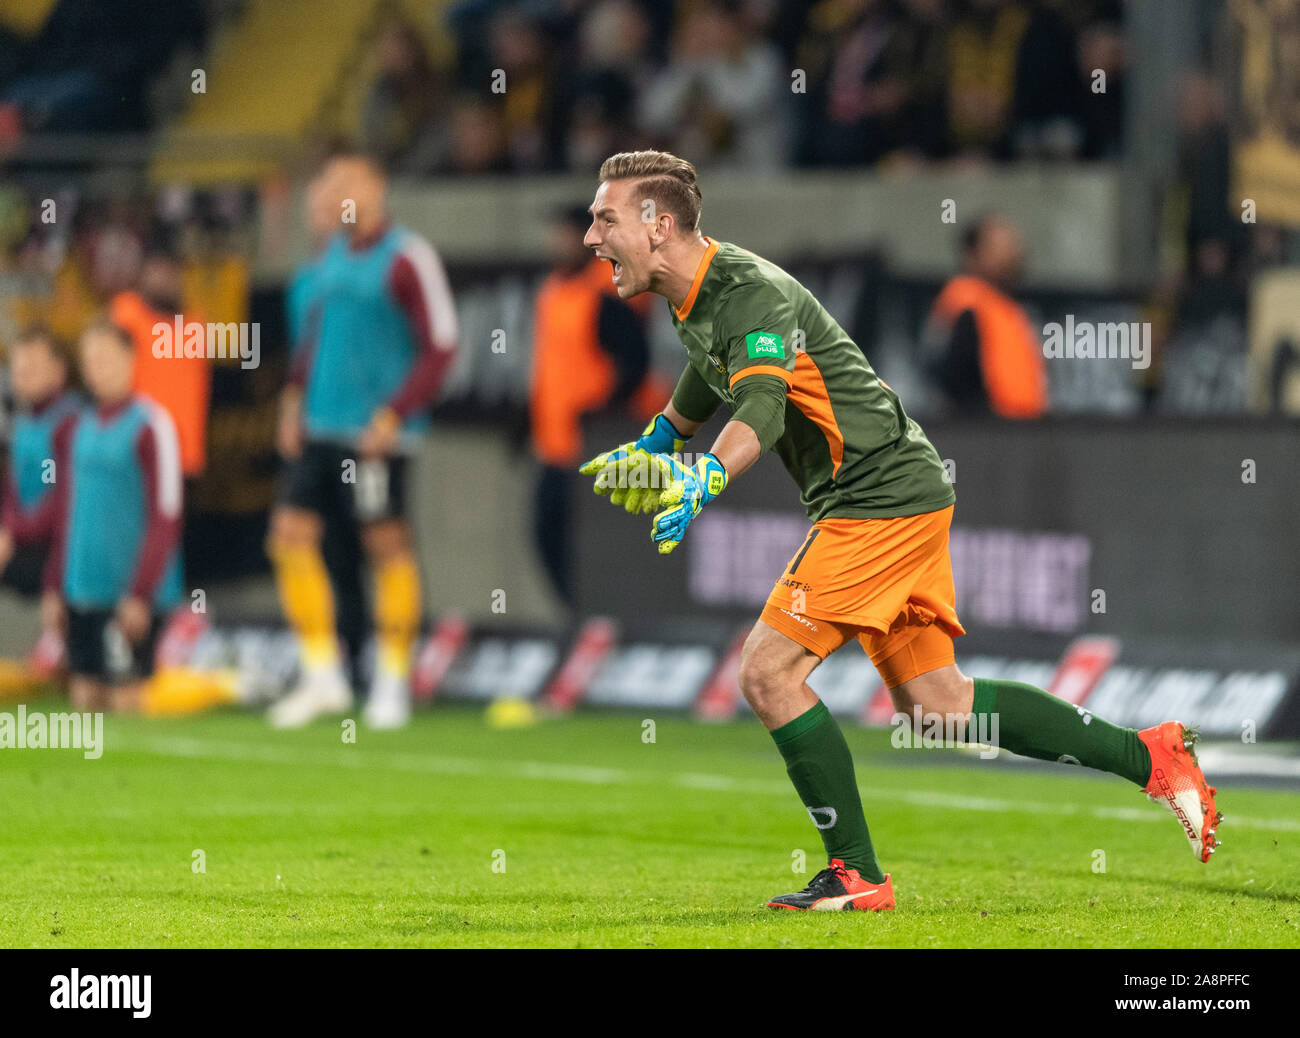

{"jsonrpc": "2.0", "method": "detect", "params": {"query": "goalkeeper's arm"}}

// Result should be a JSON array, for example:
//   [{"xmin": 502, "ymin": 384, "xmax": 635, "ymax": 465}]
[
  {"xmin": 660, "ymin": 367, "xmax": 778, "ymax": 491},
  {"xmin": 666, "ymin": 363, "xmax": 719, "ymax": 438},
  {"xmin": 665, "ymin": 368, "xmax": 785, "ymax": 483},
  {"xmin": 707, "ymin": 372, "xmax": 786, "ymax": 479}
]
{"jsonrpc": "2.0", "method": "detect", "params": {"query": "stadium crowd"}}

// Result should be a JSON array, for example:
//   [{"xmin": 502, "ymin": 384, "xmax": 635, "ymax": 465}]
[{"xmin": 367, "ymin": 0, "xmax": 1127, "ymax": 175}]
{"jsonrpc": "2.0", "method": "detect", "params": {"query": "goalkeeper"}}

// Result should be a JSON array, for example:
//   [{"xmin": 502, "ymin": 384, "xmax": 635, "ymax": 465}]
[{"xmin": 579, "ymin": 150, "xmax": 1221, "ymax": 913}]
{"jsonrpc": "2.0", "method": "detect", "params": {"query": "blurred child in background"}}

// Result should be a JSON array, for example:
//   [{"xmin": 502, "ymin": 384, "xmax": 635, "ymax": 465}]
[
  {"xmin": 46, "ymin": 321, "xmax": 184, "ymax": 711},
  {"xmin": 0, "ymin": 325, "xmax": 81, "ymax": 676}
]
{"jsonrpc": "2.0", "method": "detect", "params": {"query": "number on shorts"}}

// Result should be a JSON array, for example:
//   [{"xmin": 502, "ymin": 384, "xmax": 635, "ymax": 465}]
[{"xmin": 789, "ymin": 528, "xmax": 821, "ymax": 575}]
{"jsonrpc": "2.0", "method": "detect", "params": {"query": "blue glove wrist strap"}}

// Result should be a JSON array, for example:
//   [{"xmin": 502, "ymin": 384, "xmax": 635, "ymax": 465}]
[
  {"xmin": 637, "ymin": 413, "xmax": 689, "ymax": 455},
  {"xmin": 697, "ymin": 453, "xmax": 728, "ymax": 504}
]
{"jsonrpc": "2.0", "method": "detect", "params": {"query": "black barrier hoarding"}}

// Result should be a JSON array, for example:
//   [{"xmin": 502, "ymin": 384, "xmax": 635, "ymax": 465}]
[{"xmin": 576, "ymin": 416, "xmax": 1300, "ymax": 645}]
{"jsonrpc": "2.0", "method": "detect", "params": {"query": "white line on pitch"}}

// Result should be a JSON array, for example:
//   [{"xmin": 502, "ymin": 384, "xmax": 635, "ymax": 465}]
[{"xmin": 111, "ymin": 734, "xmax": 1300, "ymax": 833}]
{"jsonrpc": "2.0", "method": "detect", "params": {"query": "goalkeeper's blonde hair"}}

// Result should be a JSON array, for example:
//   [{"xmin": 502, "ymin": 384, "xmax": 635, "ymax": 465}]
[{"xmin": 599, "ymin": 150, "xmax": 702, "ymax": 232}]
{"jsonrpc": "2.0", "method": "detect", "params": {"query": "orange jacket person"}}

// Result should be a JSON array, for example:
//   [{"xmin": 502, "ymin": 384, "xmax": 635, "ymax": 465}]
[
  {"xmin": 110, "ymin": 249, "xmax": 211, "ymax": 476},
  {"xmin": 927, "ymin": 215, "xmax": 1046, "ymax": 419},
  {"xmin": 530, "ymin": 206, "xmax": 654, "ymax": 604}
]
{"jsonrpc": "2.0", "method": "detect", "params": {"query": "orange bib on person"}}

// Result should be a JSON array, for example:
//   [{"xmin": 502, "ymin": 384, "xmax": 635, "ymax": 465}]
[
  {"xmin": 530, "ymin": 260, "xmax": 641, "ymax": 466},
  {"xmin": 932, "ymin": 275, "xmax": 1047, "ymax": 419},
  {"xmin": 110, "ymin": 291, "xmax": 211, "ymax": 476}
]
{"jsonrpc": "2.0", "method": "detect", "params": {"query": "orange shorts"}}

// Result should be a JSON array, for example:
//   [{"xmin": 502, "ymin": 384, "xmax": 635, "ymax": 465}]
[{"xmin": 759, "ymin": 505, "xmax": 966, "ymax": 688}]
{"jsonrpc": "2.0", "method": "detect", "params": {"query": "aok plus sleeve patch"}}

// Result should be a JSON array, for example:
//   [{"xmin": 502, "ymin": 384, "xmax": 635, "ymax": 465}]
[{"xmin": 745, "ymin": 332, "xmax": 785, "ymax": 360}]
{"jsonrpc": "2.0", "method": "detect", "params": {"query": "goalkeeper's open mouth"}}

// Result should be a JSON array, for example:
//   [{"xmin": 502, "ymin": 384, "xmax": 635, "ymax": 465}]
[{"xmin": 595, "ymin": 251, "xmax": 622, "ymax": 285}]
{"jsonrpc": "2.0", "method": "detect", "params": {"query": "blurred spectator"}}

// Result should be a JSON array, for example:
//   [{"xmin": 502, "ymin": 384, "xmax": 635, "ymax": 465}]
[
  {"xmin": 361, "ymin": 19, "xmax": 446, "ymax": 172},
  {"xmin": 489, "ymin": 7, "xmax": 563, "ymax": 170},
  {"xmin": 1156, "ymin": 251, "xmax": 1250, "ymax": 414},
  {"xmin": 562, "ymin": 0, "xmax": 657, "ymax": 171},
  {"xmin": 638, "ymin": 0, "xmax": 787, "ymax": 170},
  {"xmin": 1170, "ymin": 74, "xmax": 1238, "ymax": 280},
  {"xmin": 1074, "ymin": 14, "xmax": 1125, "ymax": 159},
  {"xmin": 441, "ymin": 95, "xmax": 514, "ymax": 175},
  {"xmin": 767, "ymin": 0, "xmax": 817, "ymax": 66},
  {"xmin": 795, "ymin": 0, "xmax": 949, "ymax": 167},
  {"xmin": 1147, "ymin": 73, "xmax": 1249, "ymax": 413},
  {"xmin": 1007, "ymin": 0, "xmax": 1125, "ymax": 161},
  {"xmin": 11, "ymin": 223, "xmax": 101, "ymax": 350},
  {"xmin": 1010, "ymin": 1, "xmax": 1084, "ymax": 159},
  {"xmin": 179, "ymin": 208, "xmax": 250, "ymax": 335},
  {"xmin": 925, "ymin": 214, "xmax": 1047, "ymax": 418},
  {"xmin": 577, "ymin": 0, "xmax": 656, "ymax": 89},
  {"xmin": 12, "ymin": 199, "xmax": 144, "ymax": 348},
  {"xmin": 945, "ymin": 0, "xmax": 1032, "ymax": 160},
  {"xmin": 564, "ymin": 75, "xmax": 637, "ymax": 173},
  {"xmin": 530, "ymin": 206, "xmax": 653, "ymax": 606},
  {"xmin": 889, "ymin": 0, "xmax": 951, "ymax": 160},
  {"xmin": 90, "ymin": 199, "xmax": 147, "ymax": 299}
]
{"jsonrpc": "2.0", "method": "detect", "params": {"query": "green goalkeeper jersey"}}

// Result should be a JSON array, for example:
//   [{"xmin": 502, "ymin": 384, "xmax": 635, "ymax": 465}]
[{"xmin": 668, "ymin": 239, "xmax": 954, "ymax": 521}]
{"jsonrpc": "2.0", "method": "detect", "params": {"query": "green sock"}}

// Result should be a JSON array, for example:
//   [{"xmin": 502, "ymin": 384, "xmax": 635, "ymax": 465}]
[
  {"xmin": 770, "ymin": 700, "xmax": 885, "ymax": 883},
  {"xmin": 970, "ymin": 678, "xmax": 1151, "ymax": 787}
]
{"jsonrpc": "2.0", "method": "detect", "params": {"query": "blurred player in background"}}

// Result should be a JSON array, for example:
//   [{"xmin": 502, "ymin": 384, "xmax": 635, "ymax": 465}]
[
  {"xmin": 0, "ymin": 326, "xmax": 80, "ymax": 675},
  {"xmin": 281, "ymin": 159, "xmax": 370, "ymax": 699},
  {"xmin": 46, "ymin": 322, "xmax": 184, "ymax": 712},
  {"xmin": 269, "ymin": 151, "xmax": 458, "ymax": 729},
  {"xmin": 581, "ymin": 151, "xmax": 1220, "ymax": 912},
  {"xmin": 530, "ymin": 204, "xmax": 653, "ymax": 607},
  {"xmin": 926, "ymin": 213, "xmax": 1047, "ymax": 418}
]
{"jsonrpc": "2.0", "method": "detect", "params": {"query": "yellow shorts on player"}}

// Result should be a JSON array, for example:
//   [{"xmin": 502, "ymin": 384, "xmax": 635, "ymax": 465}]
[{"xmin": 759, "ymin": 505, "xmax": 966, "ymax": 688}]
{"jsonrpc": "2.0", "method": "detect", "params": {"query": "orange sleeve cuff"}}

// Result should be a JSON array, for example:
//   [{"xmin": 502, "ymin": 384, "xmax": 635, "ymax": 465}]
[{"xmin": 729, "ymin": 365, "xmax": 793, "ymax": 389}]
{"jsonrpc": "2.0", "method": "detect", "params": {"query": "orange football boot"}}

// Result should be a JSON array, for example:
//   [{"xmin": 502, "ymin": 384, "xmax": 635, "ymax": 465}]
[{"xmin": 1139, "ymin": 721, "xmax": 1222, "ymax": 863}]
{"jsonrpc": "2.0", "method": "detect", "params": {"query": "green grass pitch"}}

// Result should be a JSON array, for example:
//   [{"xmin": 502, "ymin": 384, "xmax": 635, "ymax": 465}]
[{"xmin": 1, "ymin": 700, "xmax": 1297, "ymax": 948}]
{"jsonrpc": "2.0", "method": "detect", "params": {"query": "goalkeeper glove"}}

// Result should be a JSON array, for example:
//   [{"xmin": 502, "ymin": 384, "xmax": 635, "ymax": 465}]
[
  {"xmin": 634, "ymin": 413, "xmax": 690, "ymax": 455},
  {"xmin": 578, "ymin": 413, "xmax": 690, "ymax": 514},
  {"xmin": 649, "ymin": 452, "xmax": 728, "ymax": 555}
]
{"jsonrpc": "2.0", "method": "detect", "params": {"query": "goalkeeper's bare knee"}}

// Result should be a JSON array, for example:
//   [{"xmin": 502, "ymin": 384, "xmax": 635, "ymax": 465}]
[{"xmin": 738, "ymin": 622, "xmax": 821, "ymax": 728}]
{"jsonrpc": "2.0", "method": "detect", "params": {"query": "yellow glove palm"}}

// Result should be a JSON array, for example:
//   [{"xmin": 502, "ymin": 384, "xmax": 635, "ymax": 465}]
[
  {"xmin": 578, "ymin": 414, "xmax": 690, "ymax": 515},
  {"xmin": 578, "ymin": 446, "xmax": 668, "ymax": 513}
]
